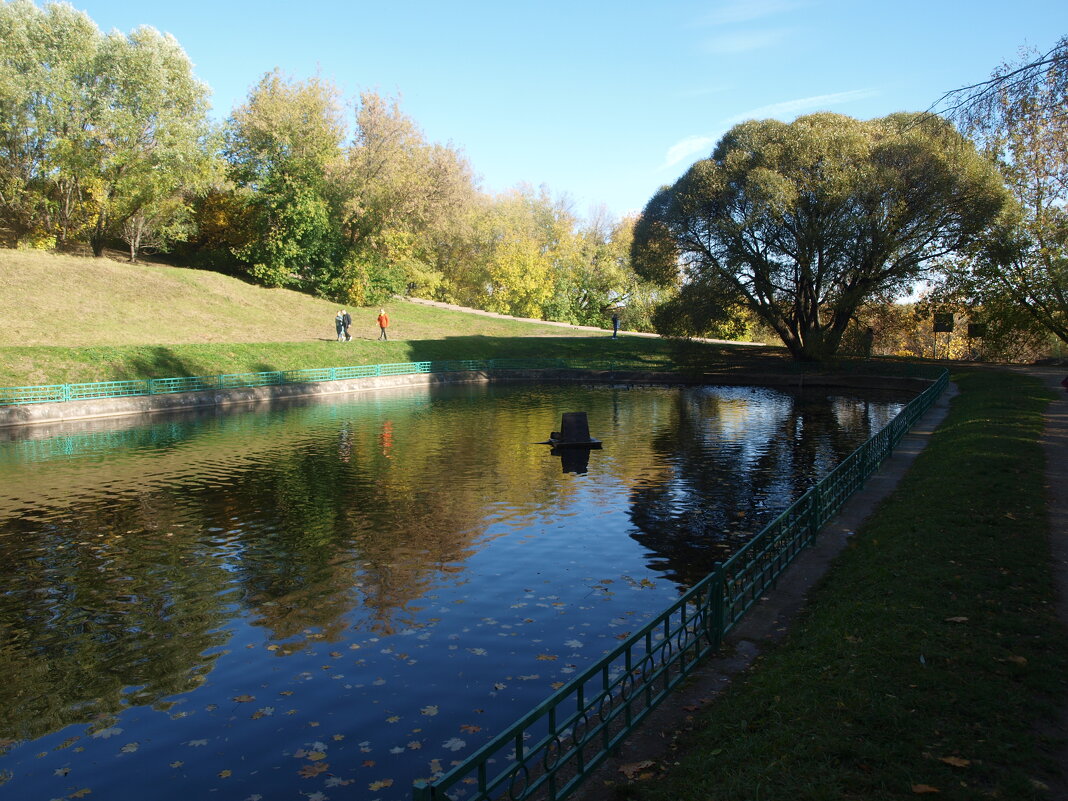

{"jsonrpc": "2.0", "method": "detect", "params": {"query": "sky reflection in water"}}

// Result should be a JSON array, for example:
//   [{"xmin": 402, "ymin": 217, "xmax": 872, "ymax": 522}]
[{"xmin": 0, "ymin": 382, "xmax": 907, "ymax": 800}]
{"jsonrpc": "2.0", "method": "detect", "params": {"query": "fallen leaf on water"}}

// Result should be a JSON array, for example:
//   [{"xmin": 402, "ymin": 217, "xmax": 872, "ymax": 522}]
[
  {"xmin": 939, "ymin": 756, "xmax": 971, "ymax": 768},
  {"xmin": 233, "ymin": 695, "xmax": 255, "ymax": 703},
  {"xmin": 912, "ymin": 784, "xmax": 940, "ymax": 794},
  {"xmin": 306, "ymin": 751, "xmax": 327, "ymax": 761},
  {"xmin": 298, "ymin": 762, "xmax": 329, "ymax": 778},
  {"xmin": 369, "ymin": 778, "xmax": 394, "ymax": 791},
  {"xmin": 362, "ymin": 760, "xmax": 376, "ymax": 767},
  {"xmin": 218, "ymin": 769, "xmax": 231, "ymax": 778},
  {"xmin": 460, "ymin": 724, "xmax": 481, "ymax": 734},
  {"xmin": 536, "ymin": 654, "xmax": 558, "ymax": 661},
  {"xmin": 169, "ymin": 761, "xmax": 183, "ymax": 769},
  {"xmin": 619, "ymin": 760, "xmax": 655, "ymax": 779},
  {"xmin": 68, "ymin": 789, "xmax": 91, "ymax": 798}
]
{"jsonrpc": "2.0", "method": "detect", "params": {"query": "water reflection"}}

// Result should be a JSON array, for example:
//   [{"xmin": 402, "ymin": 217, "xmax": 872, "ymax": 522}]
[{"xmin": 0, "ymin": 382, "xmax": 907, "ymax": 799}]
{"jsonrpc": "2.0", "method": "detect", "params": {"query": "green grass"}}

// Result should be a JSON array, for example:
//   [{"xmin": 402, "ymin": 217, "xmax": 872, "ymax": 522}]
[
  {"xmin": 625, "ymin": 369, "xmax": 1067, "ymax": 801},
  {"xmin": 0, "ymin": 248, "xmax": 795, "ymax": 386}
]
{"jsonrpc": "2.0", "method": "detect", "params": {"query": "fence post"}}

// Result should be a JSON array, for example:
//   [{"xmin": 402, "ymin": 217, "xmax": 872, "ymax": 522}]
[{"xmin": 62, "ymin": 384, "xmax": 72, "ymax": 402}]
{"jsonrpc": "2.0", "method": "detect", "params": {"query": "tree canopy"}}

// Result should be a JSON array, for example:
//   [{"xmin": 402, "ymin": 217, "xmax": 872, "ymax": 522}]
[{"xmin": 632, "ymin": 112, "xmax": 1009, "ymax": 360}]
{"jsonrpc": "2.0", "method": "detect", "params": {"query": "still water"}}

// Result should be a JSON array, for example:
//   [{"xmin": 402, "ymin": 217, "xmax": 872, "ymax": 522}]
[{"xmin": 0, "ymin": 381, "xmax": 908, "ymax": 800}]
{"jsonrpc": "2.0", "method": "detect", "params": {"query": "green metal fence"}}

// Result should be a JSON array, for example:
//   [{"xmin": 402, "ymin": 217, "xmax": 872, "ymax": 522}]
[
  {"xmin": 0, "ymin": 357, "xmax": 943, "ymax": 408},
  {"xmin": 412, "ymin": 370, "xmax": 949, "ymax": 801},
  {"xmin": 0, "ymin": 359, "xmax": 572, "ymax": 407}
]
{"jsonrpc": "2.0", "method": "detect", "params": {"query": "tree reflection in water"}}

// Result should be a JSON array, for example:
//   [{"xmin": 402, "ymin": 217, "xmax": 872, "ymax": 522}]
[{"xmin": 0, "ymin": 382, "xmax": 905, "ymax": 799}]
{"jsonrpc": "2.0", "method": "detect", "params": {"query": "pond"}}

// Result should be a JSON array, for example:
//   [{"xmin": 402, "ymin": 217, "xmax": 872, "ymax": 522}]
[{"xmin": 0, "ymin": 380, "xmax": 910, "ymax": 800}]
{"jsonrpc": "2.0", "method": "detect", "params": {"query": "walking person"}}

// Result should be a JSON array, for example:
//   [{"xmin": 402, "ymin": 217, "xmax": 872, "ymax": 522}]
[
  {"xmin": 611, "ymin": 313, "xmax": 620, "ymax": 339},
  {"xmin": 335, "ymin": 310, "xmax": 345, "ymax": 341},
  {"xmin": 377, "ymin": 308, "xmax": 390, "ymax": 341},
  {"xmin": 342, "ymin": 309, "xmax": 352, "ymax": 341}
]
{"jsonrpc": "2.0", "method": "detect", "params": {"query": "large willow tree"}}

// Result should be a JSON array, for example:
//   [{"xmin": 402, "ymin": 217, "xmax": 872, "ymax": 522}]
[{"xmin": 632, "ymin": 112, "xmax": 1008, "ymax": 360}]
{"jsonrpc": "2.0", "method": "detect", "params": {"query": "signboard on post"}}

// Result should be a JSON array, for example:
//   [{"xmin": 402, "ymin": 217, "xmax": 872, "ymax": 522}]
[{"xmin": 933, "ymin": 313, "xmax": 954, "ymax": 333}]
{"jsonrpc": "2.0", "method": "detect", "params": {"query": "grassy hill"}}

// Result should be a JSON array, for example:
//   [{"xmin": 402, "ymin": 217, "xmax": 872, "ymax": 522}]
[{"xmin": 0, "ymin": 249, "xmax": 763, "ymax": 387}]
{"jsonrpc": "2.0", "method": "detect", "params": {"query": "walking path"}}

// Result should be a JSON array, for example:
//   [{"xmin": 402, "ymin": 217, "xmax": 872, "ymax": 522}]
[{"xmin": 1021, "ymin": 367, "xmax": 1068, "ymax": 800}]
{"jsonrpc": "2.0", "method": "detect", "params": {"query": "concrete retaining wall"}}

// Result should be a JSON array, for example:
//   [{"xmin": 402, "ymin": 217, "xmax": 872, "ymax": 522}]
[{"xmin": 0, "ymin": 369, "xmax": 932, "ymax": 430}]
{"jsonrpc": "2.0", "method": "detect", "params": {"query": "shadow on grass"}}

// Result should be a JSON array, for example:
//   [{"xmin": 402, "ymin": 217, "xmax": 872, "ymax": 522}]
[{"xmin": 107, "ymin": 346, "xmax": 278, "ymax": 381}]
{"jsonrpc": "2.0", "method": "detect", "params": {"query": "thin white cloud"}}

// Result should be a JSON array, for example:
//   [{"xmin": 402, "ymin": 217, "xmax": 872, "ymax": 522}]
[
  {"xmin": 703, "ymin": 0, "xmax": 807, "ymax": 26},
  {"xmin": 704, "ymin": 29, "xmax": 789, "ymax": 54},
  {"xmin": 725, "ymin": 88, "xmax": 879, "ymax": 123},
  {"xmin": 662, "ymin": 135, "xmax": 717, "ymax": 169}
]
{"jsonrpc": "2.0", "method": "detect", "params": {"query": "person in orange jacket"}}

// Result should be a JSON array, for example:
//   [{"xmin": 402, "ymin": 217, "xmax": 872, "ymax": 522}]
[{"xmin": 377, "ymin": 308, "xmax": 390, "ymax": 341}]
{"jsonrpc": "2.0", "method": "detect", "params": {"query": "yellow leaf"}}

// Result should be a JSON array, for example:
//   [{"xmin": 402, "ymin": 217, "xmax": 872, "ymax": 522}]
[
  {"xmin": 939, "ymin": 756, "xmax": 970, "ymax": 768},
  {"xmin": 536, "ymin": 654, "xmax": 558, "ymax": 661},
  {"xmin": 369, "ymin": 778, "xmax": 395, "ymax": 791},
  {"xmin": 619, "ymin": 760, "xmax": 655, "ymax": 779},
  {"xmin": 218, "ymin": 769, "xmax": 231, "ymax": 778},
  {"xmin": 306, "ymin": 751, "xmax": 326, "ymax": 761}
]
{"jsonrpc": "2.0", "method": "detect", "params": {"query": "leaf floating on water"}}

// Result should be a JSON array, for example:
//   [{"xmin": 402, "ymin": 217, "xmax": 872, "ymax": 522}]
[
  {"xmin": 442, "ymin": 738, "xmax": 466, "ymax": 752},
  {"xmin": 298, "ymin": 762, "xmax": 329, "ymax": 778},
  {"xmin": 420, "ymin": 706, "xmax": 439, "ymax": 717},
  {"xmin": 369, "ymin": 778, "xmax": 394, "ymax": 791},
  {"xmin": 119, "ymin": 742, "xmax": 139, "ymax": 754},
  {"xmin": 459, "ymin": 724, "xmax": 481, "ymax": 734},
  {"xmin": 169, "ymin": 761, "xmax": 183, "ymax": 769},
  {"xmin": 306, "ymin": 751, "xmax": 327, "ymax": 761},
  {"xmin": 68, "ymin": 789, "xmax": 92, "ymax": 798},
  {"xmin": 233, "ymin": 695, "xmax": 255, "ymax": 703},
  {"xmin": 91, "ymin": 727, "xmax": 123, "ymax": 739},
  {"xmin": 187, "ymin": 740, "xmax": 208, "ymax": 747},
  {"xmin": 535, "ymin": 654, "xmax": 558, "ymax": 661},
  {"xmin": 218, "ymin": 769, "xmax": 232, "ymax": 778}
]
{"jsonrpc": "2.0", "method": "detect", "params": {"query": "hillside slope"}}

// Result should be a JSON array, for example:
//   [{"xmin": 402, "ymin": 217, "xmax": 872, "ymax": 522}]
[{"xmin": 0, "ymin": 250, "xmax": 604, "ymax": 347}]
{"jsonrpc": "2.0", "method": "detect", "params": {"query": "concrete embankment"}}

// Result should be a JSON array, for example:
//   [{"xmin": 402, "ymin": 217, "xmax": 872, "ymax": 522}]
[{"xmin": 0, "ymin": 369, "xmax": 933, "ymax": 430}]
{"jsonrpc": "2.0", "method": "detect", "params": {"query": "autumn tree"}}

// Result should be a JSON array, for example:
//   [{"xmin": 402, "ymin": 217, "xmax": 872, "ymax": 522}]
[
  {"xmin": 632, "ymin": 113, "xmax": 1009, "ymax": 360},
  {"xmin": 224, "ymin": 70, "xmax": 345, "ymax": 288},
  {"xmin": 329, "ymin": 92, "xmax": 478, "ymax": 303},
  {"xmin": 0, "ymin": 1, "xmax": 97, "ymax": 246},
  {"xmin": 933, "ymin": 38, "xmax": 1068, "ymax": 349}
]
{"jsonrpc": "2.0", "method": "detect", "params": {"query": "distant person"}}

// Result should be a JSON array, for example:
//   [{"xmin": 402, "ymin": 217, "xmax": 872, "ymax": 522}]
[
  {"xmin": 342, "ymin": 310, "xmax": 352, "ymax": 341},
  {"xmin": 377, "ymin": 308, "xmax": 390, "ymax": 341},
  {"xmin": 612, "ymin": 313, "xmax": 620, "ymax": 338},
  {"xmin": 335, "ymin": 310, "xmax": 345, "ymax": 341}
]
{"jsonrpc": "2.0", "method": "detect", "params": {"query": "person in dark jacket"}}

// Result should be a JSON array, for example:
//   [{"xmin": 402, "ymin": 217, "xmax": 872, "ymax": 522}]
[{"xmin": 342, "ymin": 310, "xmax": 352, "ymax": 341}]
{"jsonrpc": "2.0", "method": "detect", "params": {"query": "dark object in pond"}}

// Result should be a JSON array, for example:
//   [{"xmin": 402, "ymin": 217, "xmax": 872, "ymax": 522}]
[{"xmin": 537, "ymin": 412, "xmax": 603, "ymax": 449}]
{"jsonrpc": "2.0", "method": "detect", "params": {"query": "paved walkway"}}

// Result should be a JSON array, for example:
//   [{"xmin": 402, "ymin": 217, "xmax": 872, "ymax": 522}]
[{"xmin": 1020, "ymin": 367, "xmax": 1068, "ymax": 800}]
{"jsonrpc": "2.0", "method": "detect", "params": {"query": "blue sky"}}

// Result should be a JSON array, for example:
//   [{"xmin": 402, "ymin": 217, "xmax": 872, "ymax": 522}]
[{"xmin": 67, "ymin": 0, "xmax": 1068, "ymax": 220}]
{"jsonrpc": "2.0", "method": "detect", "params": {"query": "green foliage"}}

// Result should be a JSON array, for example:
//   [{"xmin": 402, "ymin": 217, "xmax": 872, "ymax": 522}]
[
  {"xmin": 633, "ymin": 112, "xmax": 1009, "ymax": 360},
  {"xmin": 0, "ymin": 1, "xmax": 216, "ymax": 256},
  {"xmin": 225, "ymin": 70, "xmax": 344, "ymax": 288}
]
